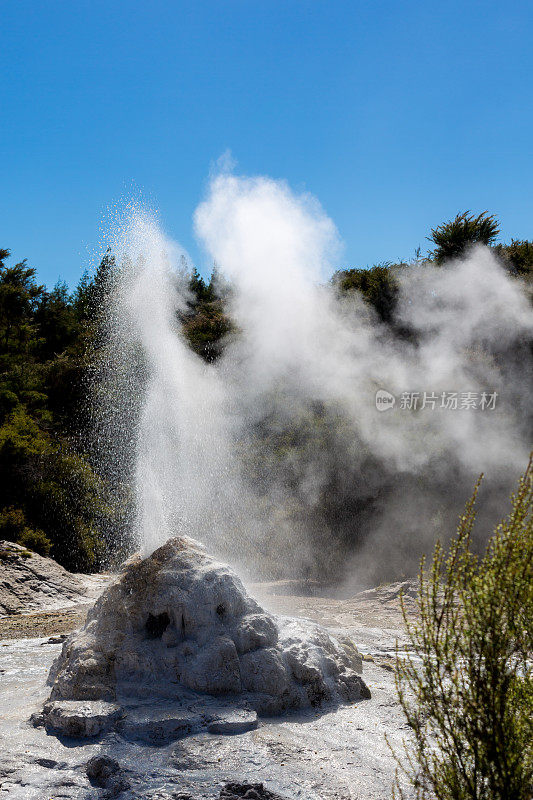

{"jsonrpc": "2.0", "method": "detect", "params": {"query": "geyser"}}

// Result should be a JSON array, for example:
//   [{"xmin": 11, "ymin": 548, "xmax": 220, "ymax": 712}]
[
  {"xmin": 41, "ymin": 537, "xmax": 369, "ymax": 739},
  {"xmin": 97, "ymin": 210, "xmax": 237, "ymax": 558},
  {"xmin": 41, "ymin": 167, "xmax": 532, "ymax": 742},
  {"xmin": 94, "ymin": 171, "xmax": 532, "ymax": 585}
]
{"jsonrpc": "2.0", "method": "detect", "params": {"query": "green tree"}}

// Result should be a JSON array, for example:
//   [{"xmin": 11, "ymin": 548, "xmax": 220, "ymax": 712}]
[
  {"xmin": 494, "ymin": 239, "xmax": 533, "ymax": 281},
  {"xmin": 187, "ymin": 267, "xmax": 211, "ymax": 304},
  {"xmin": 0, "ymin": 252, "xmax": 44, "ymax": 353},
  {"xmin": 0, "ymin": 505, "xmax": 51, "ymax": 556},
  {"xmin": 392, "ymin": 457, "xmax": 533, "ymax": 800},
  {"xmin": 333, "ymin": 263, "xmax": 400, "ymax": 324},
  {"xmin": 181, "ymin": 266, "xmax": 233, "ymax": 361},
  {"xmin": 0, "ymin": 247, "xmax": 128, "ymax": 569},
  {"xmin": 73, "ymin": 248, "xmax": 115, "ymax": 322},
  {"xmin": 34, "ymin": 281, "xmax": 78, "ymax": 360},
  {"xmin": 429, "ymin": 211, "xmax": 500, "ymax": 264}
]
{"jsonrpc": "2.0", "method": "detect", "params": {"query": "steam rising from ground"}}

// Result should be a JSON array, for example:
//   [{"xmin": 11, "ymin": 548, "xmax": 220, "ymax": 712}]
[{"xmin": 97, "ymin": 172, "xmax": 532, "ymax": 586}]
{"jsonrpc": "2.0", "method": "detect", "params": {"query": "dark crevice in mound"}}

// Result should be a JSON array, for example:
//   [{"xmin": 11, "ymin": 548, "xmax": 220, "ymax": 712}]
[{"xmin": 145, "ymin": 611, "xmax": 170, "ymax": 639}]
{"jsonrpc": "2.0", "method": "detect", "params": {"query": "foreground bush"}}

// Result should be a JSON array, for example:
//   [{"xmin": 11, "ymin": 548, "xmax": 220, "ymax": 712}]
[{"xmin": 392, "ymin": 457, "xmax": 533, "ymax": 800}]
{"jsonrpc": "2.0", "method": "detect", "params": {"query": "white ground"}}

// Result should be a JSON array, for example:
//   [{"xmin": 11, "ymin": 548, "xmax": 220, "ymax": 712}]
[{"xmin": 0, "ymin": 583, "xmax": 414, "ymax": 799}]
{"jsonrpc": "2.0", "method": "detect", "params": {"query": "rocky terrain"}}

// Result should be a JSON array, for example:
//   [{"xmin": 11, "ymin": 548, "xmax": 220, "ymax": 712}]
[
  {"xmin": 43, "ymin": 537, "xmax": 369, "ymax": 725},
  {"xmin": 0, "ymin": 542, "xmax": 414, "ymax": 799},
  {"xmin": 0, "ymin": 540, "xmax": 110, "ymax": 618}
]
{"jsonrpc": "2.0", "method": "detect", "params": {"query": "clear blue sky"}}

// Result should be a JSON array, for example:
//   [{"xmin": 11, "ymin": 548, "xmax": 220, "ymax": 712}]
[{"xmin": 1, "ymin": 0, "xmax": 532, "ymax": 287}]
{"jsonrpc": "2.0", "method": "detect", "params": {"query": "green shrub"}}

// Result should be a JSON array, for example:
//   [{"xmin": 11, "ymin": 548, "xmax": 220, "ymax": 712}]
[
  {"xmin": 429, "ymin": 211, "xmax": 500, "ymax": 264},
  {"xmin": 0, "ymin": 505, "xmax": 52, "ymax": 556},
  {"xmin": 17, "ymin": 527, "xmax": 52, "ymax": 556},
  {"xmin": 181, "ymin": 299, "xmax": 233, "ymax": 362},
  {"xmin": 333, "ymin": 263, "xmax": 400, "ymax": 324},
  {"xmin": 392, "ymin": 457, "xmax": 533, "ymax": 800},
  {"xmin": 494, "ymin": 239, "xmax": 533, "ymax": 280},
  {"xmin": 0, "ymin": 505, "xmax": 26, "ymax": 540}
]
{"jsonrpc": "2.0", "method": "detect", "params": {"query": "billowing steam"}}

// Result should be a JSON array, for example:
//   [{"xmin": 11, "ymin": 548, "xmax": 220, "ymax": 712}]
[{"xmin": 95, "ymin": 170, "xmax": 533, "ymax": 587}]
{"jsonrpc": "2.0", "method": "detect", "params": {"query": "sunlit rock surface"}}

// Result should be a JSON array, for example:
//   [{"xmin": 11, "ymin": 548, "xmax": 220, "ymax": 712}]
[
  {"xmin": 0, "ymin": 585, "xmax": 410, "ymax": 798},
  {"xmin": 0, "ymin": 540, "xmax": 104, "ymax": 615},
  {"xmin": 43, "ymin": 537, "xmax": 369, "ymax": 737}
]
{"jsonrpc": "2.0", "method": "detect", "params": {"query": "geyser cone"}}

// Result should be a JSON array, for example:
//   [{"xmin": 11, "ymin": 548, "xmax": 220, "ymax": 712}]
[{"xmin": 42, "ymin": 537, "xmax": 369, "ymax": 737}]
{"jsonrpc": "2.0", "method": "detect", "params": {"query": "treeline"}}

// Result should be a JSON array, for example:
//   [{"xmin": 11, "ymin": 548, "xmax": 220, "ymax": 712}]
[
  {"xmin": 0, "ymin": 212, "xmax": 531, "ymax": 572},
  {"xmin": 333, "ymin": 211, "xmax": 532, "ymax": 326},
  {"xmin": 0, "ymin": 249, "xmax": 119, "ymax": 570}
]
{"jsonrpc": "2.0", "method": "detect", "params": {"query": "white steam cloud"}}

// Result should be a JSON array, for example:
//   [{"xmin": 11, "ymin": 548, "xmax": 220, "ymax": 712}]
[{"xmin": 96, "ymin": 174, "xmax": 533, "ymax": 587}]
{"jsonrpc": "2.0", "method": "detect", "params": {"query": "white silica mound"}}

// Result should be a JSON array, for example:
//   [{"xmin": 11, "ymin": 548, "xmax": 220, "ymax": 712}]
[{"xmin": 41, "ymin": 537, "xmax": 369, "ymax": 739}]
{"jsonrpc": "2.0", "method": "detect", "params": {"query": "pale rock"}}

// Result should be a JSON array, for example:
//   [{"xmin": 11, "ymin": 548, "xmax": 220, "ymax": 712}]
[
  {"xmin": 0, "ymin": 540, "xmax": 105, "ymax": 615},
  {"xmin": 239, "ymin": 648, "xmax": 289, "ymax": 695},
  {"xmin": 181, "ymin": 636, "xmax": 242, "ymax": 694},
  {"xmin": 42, "ymin": 700, "xmax": 122, "ymax": 737},
  {"xmin": 42, "ymin": 536, "xmax": 369, "ymax": 737},
  {"xmin": 233, "ymin": 613, "xmax": 278, "ymax": 653},
  {"xmin": 118, "ymin": 707, "xmax": 202, "ymax": 743}
]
